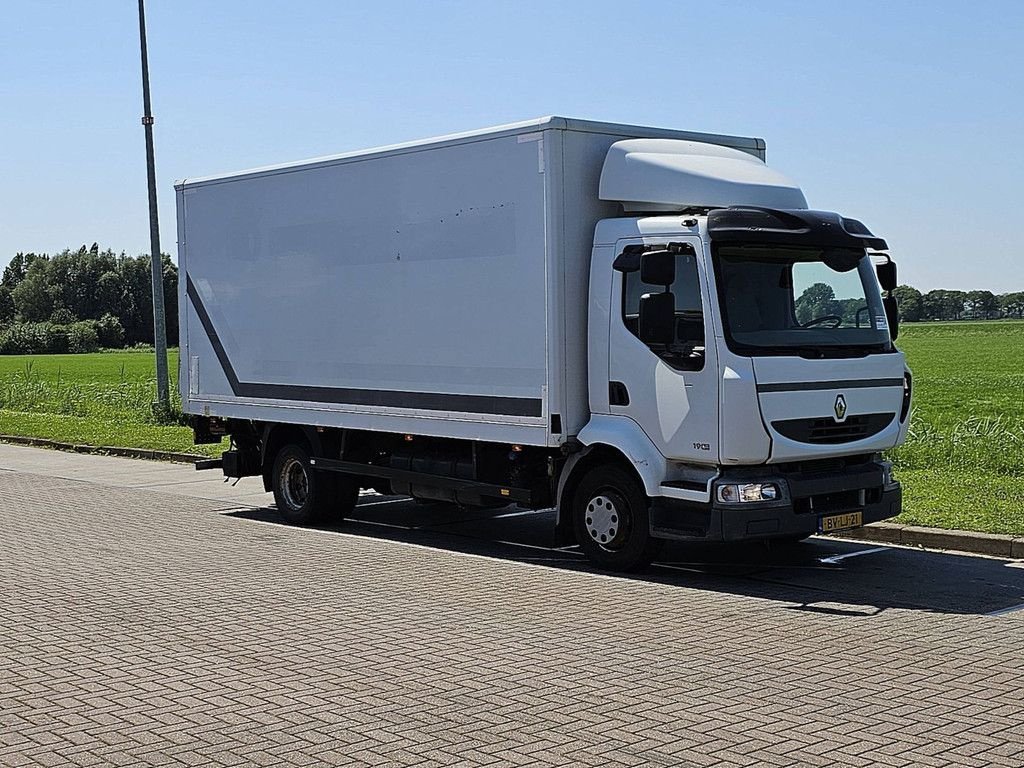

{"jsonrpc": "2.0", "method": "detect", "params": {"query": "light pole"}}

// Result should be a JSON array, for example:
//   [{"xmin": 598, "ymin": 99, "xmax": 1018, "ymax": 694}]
[{"xmin": 138, "ymin": 0, "xmax": 170, "ymax": 414}]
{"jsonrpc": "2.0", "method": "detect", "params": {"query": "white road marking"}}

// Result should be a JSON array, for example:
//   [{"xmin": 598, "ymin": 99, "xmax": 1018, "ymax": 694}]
[
  {"xmin": 986, "ymin": 602, "xmax": 1024, "ymax": 617},
  {"xmin": 490, "ymin": 508, "xmax": 550, "ymax": 520},
  {"xmin": 818, "ymin": 546, "xmax": 890, "ymax": 565},
  {"xmin": 356, "ymin": 498, "xmax": 410, "ymax": 508},
  {"xmin": 1005, "ymin": 561, "xmax": 1024, "ymax": 569},
  {"xmin": 489, "ymin": 538, "xmax": 585, "ymax": 555},
  {"xmin": 656, "ymin": 561, "xmax": 841, "ymax": 572},
  {"xmin": 349, "ymin": 518, "xmax": 414, "ymax": 530},
  {"xmin": 654, "ymin": 563, "xmax": 713, "ymax": 575}
]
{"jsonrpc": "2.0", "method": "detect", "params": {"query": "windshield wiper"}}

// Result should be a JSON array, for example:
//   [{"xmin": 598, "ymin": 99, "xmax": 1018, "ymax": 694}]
[{"xmin": 740, "ymin": 344, "xmax": 885, "ymax": 359}]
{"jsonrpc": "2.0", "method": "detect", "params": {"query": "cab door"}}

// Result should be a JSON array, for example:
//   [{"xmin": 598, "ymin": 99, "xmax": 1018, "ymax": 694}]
[{"xmin": 607, "ymin": 237, "xmax": 720, "ymax": 465}]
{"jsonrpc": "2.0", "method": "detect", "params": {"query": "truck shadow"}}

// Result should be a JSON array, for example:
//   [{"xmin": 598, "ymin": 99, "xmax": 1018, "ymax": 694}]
[{"xmin": 222, "ymin": 494, "xmax": 1024, "ymax": 618}]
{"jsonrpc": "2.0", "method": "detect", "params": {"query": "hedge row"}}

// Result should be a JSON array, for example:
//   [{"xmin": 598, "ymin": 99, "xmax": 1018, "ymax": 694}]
[{"xmin": 0, "ymin": 314, "xmax": 125, "ymax": 355}]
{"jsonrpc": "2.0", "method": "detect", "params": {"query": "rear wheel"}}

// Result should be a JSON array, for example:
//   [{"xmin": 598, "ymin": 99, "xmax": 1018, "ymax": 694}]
[
  {"xmin": 272, "ymin": 443, "xmax": 357, "ymax": 525},
  {"xmin": 573, "ymin": 465, "xmax": 660, "ymax": 572}
]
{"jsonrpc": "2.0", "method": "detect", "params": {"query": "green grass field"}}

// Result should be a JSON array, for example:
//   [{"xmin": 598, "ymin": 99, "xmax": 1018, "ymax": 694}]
[
  {"xmin": 0, "ymin": 322, "xmax": 1022, "ymax": 534},
  {"xmin": 0, "ymin": 350, "xmax": 221, "ymax": 457},
  {"xmin": 889, "ymin": 321, "xmax": 1024, "ymax": 534}
]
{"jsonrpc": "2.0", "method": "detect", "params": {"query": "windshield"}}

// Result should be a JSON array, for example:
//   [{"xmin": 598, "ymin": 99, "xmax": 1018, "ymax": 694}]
[{"xmin": 713, "ymin": 244, "xmax": 891, "ymax": 356}]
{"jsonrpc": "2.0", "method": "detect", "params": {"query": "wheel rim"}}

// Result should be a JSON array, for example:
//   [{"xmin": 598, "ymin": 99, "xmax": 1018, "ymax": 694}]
[
  {"xmin": 584, "ymin": 493, "xmax": 627, "ymax": 549},
  {"xmin": 280, "ymin": 456, "xmax": 309, "ymax": 510}
]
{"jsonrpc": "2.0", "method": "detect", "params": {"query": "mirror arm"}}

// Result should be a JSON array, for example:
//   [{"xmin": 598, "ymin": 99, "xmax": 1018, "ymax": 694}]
[{"xmin": 870, "ymin": 252, "xmax": 898, "ymax": 293}]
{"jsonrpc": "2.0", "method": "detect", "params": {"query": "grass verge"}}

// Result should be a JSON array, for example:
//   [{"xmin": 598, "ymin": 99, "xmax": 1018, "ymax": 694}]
[
  {"xmin": 0, "ymin": 410, "xmax": 221, "ymax": 457},
  {"xmin": 897, "ymin": 468, "xmax": 1024, "ymax": 536}
]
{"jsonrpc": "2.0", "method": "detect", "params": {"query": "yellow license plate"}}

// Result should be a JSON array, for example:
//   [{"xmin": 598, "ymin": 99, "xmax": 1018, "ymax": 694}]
[{"xmin": 819, "ymin": 511, "xmax": 863, "ymax": 533}]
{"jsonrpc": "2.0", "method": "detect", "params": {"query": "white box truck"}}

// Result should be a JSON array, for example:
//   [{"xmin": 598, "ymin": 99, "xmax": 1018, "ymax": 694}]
[{"xmin": 177, "ymin": 116, "xmax": 911, "ymax": 570}]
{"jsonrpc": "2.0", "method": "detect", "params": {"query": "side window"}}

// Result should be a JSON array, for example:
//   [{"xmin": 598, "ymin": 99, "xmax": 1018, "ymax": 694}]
[{"xmin": 622, "ymin": 251, "xmax": 705, "ymax": 371}]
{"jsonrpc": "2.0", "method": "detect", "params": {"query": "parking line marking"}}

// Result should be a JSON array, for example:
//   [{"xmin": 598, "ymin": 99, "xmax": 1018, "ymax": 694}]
[
  {"xmin": 350, "ymin": 518, "xmax": 415, "ymax": 530},
  {"xmin": 986, "ymin": 602, "xmax": 1024, "ymax": 617},
  {"xmin": 818, "ymin": 547, "xmax": 890, "ymax": 565},
  {"xmin": 357, "ymin": 498, "xmax": 410, "ymax": 508},
  {"xmin": 490, "ymin": 509, "xmax": 550, "ymax": 519}
]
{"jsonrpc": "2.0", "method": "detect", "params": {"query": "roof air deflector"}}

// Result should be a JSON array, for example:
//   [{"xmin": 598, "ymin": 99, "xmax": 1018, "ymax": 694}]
[{"xmin": 599, "ymin": 139, "xmax": 807, "ymax": 212}]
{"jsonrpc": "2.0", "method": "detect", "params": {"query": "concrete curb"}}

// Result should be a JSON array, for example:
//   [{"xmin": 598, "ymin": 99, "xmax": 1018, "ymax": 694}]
[
  {"xmin": 2, "ymin": 434, "xmax": 1022, "ymax": 559},
  {"xmin": 832, "ymin": 522, "xmax": 1024, "ymax": 560},
  {"xmin": 0, "ymin": 435, "xmax": 206, "ymax": 465}
]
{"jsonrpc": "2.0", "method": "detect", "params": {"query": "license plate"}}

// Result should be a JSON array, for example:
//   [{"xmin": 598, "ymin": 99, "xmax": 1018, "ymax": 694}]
[{"xmin": 819, "ymin": 511, "xmax": 863, "ymax": 533}]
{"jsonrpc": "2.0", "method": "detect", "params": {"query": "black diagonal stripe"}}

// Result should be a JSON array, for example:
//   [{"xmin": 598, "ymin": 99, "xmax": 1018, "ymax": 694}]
[
  {"xmin": 186, "ymin": 276, "xmax": 240, "ymax": 392},
  {"xmin": 185, "ymin": 275, "xmax": 542, "ymax": 418},
  {"xmin": 757, "ymin": 378, "xmax": 904, "ymax": 393}
]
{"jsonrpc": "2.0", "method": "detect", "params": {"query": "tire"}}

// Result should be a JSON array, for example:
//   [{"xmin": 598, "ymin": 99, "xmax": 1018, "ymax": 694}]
[
  {"xmin": 272, "ymin": 443, "xmax": 355, "ymax": 526},
  {"xmin": 334, "ymin": 475, "xmax": 360, "ymax": 519},
  {"xmin": 572, "ymin": 465, "xmax": 661, "ymax": 572}
]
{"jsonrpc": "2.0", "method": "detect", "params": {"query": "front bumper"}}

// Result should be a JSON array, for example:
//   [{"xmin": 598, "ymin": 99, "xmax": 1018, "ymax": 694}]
[{"xmin": 650, "ymin": 460, "xmax": 902, "ymax": 542}]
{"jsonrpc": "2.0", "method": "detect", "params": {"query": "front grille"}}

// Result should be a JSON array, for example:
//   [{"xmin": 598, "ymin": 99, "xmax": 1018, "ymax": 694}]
[
  {"xmin": 794, "ymin": 487, "xmax": 884, "ymax": 515},
  {"xmin": 772, "ymin": 413, "xmax": 895, "ymax": 444},
  {"xmin": 795, "ymin": 489, "xmax": 862, "ymax": 515}
]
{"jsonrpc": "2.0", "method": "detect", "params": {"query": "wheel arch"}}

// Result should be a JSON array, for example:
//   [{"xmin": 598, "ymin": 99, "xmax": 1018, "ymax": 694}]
[
  {"xmin": 574, "ymin": 416, "xmax": 669, "ymax": 495},
  {"xmin": 556, "ymin": 442, "xmax": 642, "ymax": 506}
]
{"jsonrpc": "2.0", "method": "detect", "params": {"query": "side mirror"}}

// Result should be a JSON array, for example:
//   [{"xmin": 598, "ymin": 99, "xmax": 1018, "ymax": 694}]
[
  {"xmin": 875, "ymin": 260, "xmax": 897, "ymax": 292},
  {"xmin": 883, "ymin": 294, "xmax": 900, "ymax": 341},
  {"xmin": 640, "ymin": 250, "xmax": 675, "ymax": 286},
  {"xmin": 639, "ymin": 292, "xmax": 675, "ymax": 344}
]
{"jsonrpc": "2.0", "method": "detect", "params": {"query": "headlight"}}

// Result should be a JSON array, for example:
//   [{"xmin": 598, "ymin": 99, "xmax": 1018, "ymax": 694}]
[{"xmin": 716, "ymin": 483, "xmax": 780, "ymax": 503}]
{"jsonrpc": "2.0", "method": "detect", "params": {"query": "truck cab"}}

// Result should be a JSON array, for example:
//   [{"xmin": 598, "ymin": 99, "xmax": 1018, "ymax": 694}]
[{"xmin": 562, "ymin": 139, "xmax": 910, "ymax": 569}]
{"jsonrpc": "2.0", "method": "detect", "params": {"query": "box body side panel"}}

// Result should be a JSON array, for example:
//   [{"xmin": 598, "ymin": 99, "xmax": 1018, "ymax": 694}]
[{"xmin": 180, "ymin": 132, "xmax": 552, "ymax": 444}]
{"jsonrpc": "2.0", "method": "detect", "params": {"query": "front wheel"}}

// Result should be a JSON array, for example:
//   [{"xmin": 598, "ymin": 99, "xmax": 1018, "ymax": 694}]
[{"xmin": 573, "ymin": 465, "xmax": 661, "ymax": 572}]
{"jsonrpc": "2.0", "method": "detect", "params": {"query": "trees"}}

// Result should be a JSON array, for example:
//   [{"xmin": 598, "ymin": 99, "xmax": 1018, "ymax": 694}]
[
  {"xmin": 11, "ymin": 258, "xmax": 53, "ymax": 322},
  {"xmin": 999, "ymin": 292, "xmax": 1024, "ymax": 319},
  {"xmin": 795, "ymin": 283, "xmax": 838, "ymax": 324},
  {"xmin": 965, "ymin": 290, "xmax": 998, "ymax": 320},
  {"xmin": 922, "ymin": 289, "xmax": 967, "ymax": 321},
  {"xmin": 1, "ymin": 252, "xmax": 45, "ymax": 290},
  {"xmin": 96, "ymin": 314, "xmax": 126, "ymax": 348},
  {"xmin": 47, "ymin": 245, "xmax": 119, "ymax": 322},
  {"xmin": 892, "ymin": 285, "xmax": 923, "ymax": 322},
  {"xmin": 0, "ymin": 246, "xmax": 178, "ymax": 351},
  {"xmin": 0, "ymin": 286, "xmax": 14, "ymax": 325}
]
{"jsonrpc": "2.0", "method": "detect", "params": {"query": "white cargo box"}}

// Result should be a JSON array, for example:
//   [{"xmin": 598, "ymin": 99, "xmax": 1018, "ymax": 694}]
[{"xmin": 176, "ymin": 117, "xmax": 764, "ymax": 447}]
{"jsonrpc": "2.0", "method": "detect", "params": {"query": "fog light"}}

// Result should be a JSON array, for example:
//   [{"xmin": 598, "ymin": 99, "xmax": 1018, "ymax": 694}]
[
  {"xmin": 716, "ymin": 483, "xmax": 780, "ymax": 503},
  {"xmin": 717, "ymin": 484, "xmax": 738, "ymax": 503}
]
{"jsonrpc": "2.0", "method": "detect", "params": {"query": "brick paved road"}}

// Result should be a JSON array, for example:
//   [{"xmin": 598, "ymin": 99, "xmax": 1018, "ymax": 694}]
[{"xmin": 2, "ymin": 447, "xmax": 1023, "ymax": 767}]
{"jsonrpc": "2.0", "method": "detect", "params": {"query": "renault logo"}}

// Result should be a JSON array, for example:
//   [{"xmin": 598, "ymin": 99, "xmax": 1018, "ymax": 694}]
[{"xmin": 834, "ymin": 394, "xmax": 848, "ymax": 423}]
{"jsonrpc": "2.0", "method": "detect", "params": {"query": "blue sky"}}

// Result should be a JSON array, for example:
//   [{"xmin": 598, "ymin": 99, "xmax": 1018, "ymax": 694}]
[{"xmin": 1, "ymin": 0, "xmax": 1022, "ymax": 292}]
